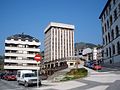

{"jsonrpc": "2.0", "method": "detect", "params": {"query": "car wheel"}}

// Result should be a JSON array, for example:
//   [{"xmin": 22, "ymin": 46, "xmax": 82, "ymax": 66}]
[
  {"xmin": 24, "ymin": 81, "xmax": 28, "ymax": 87},
  {"xmin": 7, "ymin": 78, "xmax": 9, "ymax": 81},
  {"xmin": 39, "ymin": 82, "xmax": 42, "ymax": 86},
  {"xmin": 17, "ymin": 81, "xmax": 20, "ymax": 85}
]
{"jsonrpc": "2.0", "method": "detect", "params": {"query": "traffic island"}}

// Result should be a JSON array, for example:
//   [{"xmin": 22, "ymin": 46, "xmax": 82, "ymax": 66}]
[{"xmin": 53, "ymin": 68, "xmax": 88, "ymax": 82}]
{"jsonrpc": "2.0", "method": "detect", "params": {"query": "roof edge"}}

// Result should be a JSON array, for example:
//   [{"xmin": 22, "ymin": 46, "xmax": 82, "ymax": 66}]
[
  {"xmin": 99, "ymin": 0, "xmax": 111, "ymax": 19},
  {"xmin": 44, "ymin": 22, "xmax": 75, "ymax": 33}
]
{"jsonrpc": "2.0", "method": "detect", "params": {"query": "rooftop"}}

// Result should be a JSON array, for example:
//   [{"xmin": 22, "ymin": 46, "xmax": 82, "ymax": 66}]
[
  {"xmin": 44, "ymin": 22, "xmax": 75, "ymax": 33},
  {"xmin": 99, "ymin": 0, "xmax": 111, "ymax": 19},
  {"xmin": 7, "ymin": 33, "xmax": 39, "ymax": 42}
]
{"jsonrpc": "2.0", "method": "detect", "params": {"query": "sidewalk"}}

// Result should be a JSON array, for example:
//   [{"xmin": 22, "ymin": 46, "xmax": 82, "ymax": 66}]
[{"xmin": 31, "ymin": 67, "xmax": 120, "ymax": 90}]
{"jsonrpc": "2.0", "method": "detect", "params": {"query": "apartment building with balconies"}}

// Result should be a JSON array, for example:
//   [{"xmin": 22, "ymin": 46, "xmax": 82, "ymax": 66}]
[
  {"xmin": 4, "ymin": 33, "xmax": 41, "ymax": 71},
  {"xmin": 99, "ymin": 0, "xmax": 120, "ymax": 65}
]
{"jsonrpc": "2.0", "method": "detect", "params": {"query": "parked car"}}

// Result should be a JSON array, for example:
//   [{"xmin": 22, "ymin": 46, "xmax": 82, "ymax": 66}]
[
  {"xmin": 84, "ymin": 60, "xmax": 102, "ymax": 70},
  {"xmin": 3, "ymin": 73, "xmax": 16, "ymax": 81},
  {"xmin": 17, "ymin": 70, "xmax": 41, "ymax": 87},
  {"xmin": 84, "ymin": 60, "xmax": 94, "ymax": 69},
  {"xmin": 93, "ymin": 64, "xmax": 102, "ymax": 70},
  {"xmin": 0, "ymin": 72, "xmax": 6, "ymax": 79}
]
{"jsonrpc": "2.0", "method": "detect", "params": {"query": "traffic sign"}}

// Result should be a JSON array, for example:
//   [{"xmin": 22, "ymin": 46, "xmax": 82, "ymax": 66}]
[{"xmin": 34, "ymin": 54, "xmax": 42, "ymax": 62}]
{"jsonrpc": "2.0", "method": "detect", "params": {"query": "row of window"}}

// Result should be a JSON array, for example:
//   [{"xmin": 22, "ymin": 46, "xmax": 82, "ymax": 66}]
[
  {"xmin": 101, "ymin": 0, "xmax": 120, "ymax": 22},
  {"xmin": 103, "ymin": 41, "xmax": 120, "ymax": 58},
  {"xmin": 102, "ymin": 2, "xmax": 120, "ymax": 34},
  {"xmin": 103, "ymin": 25, "xmax": 119, "ymax": 45}
]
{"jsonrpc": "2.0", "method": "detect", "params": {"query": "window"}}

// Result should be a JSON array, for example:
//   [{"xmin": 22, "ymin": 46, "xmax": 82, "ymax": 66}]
[
  {"xmin": 105, "ymin": 35, "xmax": 108, "ymax": 44},
  {"xmin": 112, "ymin": 44, "xmax": 115, "ymax": 54},
  {"xmin": 103, "ymin": 38, "xmax": 105, "ymax": 45},
  {"xmin": 109, "ymin": 47, "xmax": 111, "ymax": 58},
  {"xmin": 114, "ymin": 9, "xmax": 117, "ymax": 21},
  {"xmin": 116, "ymin": 25, "xmax": 119, "ymax": 37},
  {"xmin": 102, "ymin": 26, "xmax": 104, "ymax": 34},
  {"xmin": 109, "ymin": 3, "xmax": 111, "ymax": 12},
  {"xmin": 108, "ymin": 32, "xmax": 111, "ymax": 43},
  {"xmin": 106, "ymin": 48, "xmax": 108, "ymax": 57},
  {"xmin": 110, "ymin": 15, "xmax": 113, "ymax": 26},
  {"xmin": 104, "ymin": 23, "xmax": 107, "ymax": 32},
  {"xmin": 104, "ymin": 14, "xmax": 105, "ymax": 19},
  {"xmin": 70, "ymin": 63, "xmax": 73, "ymax": 66},
  {"xmin": 117, "ymin": 42, "xmax": 120, "ymax": 54},
  {"xmin": 106, "ymin": 8, "xmax": 108, "ymax": 16},
  {"xmin": 113, "ymin": 0, "xmax": 116, "ymax": 5},
  {"xmin": 107, "ymin": 20, "xmax": 109, "ymax": 29},
  {"xmin": 111, "ymin": 29, "xmax": 114, "ymax": 40},
  {"xmin": 102, "ymin": 50, "xmax": 104, "ymax": 57},
  {"xmin": 119, "ymin": 3, "xmax": 120, "ymax": 12}
]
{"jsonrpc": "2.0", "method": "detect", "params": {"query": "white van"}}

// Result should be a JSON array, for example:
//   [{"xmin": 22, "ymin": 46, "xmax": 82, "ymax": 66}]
[{"xmin": 17, "ymin": 70, "xmax": 41, "ymax": 87}]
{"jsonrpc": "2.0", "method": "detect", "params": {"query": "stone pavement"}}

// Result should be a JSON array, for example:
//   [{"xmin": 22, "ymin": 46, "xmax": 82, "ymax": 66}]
[{"xmin": 33, "ymin": 67, "xmax": 120, "ymax": 90}]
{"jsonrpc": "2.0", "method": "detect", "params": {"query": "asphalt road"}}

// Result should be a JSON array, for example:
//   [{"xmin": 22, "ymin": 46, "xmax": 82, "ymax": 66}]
[
  {"xmin": 0, "ymin": 66, "xmax": 120, "ymax": 90},
  {"xmin": 0, "ymin": 79, "xmax": 41, "ymax": 90}
]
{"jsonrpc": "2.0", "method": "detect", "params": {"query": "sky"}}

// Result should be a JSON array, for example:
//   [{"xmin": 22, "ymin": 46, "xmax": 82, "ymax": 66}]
[{"xmin": 0, "ymin": 0, "xmax": 107, "ymax": 55}]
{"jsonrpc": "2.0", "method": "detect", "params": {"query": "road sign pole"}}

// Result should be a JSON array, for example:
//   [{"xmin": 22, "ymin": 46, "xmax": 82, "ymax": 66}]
[{"xmin": 34, "ymin": 54, "xmax": 42, "ymax": 88}]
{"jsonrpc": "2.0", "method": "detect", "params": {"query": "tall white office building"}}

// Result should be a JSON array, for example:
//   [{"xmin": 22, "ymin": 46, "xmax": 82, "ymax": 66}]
[
  {"xmin": 4, "ymin": 33, "xmax": 41, "ymax": 71},
  {"xmin": 99, "ymin": 0, "xmax": 120, "ymax": 65},
  {"xmin": 44, "ymin": 22, "xmax": 75, "ymax": 68}
]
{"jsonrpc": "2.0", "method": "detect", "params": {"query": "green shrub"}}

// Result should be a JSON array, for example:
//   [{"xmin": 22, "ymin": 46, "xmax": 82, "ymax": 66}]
[{"xmin": 61, "ymin": 68, "xmax": 88, "ymax": 81}]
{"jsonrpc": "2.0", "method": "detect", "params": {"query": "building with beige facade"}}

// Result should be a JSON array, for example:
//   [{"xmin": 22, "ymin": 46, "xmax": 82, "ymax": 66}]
[
  {"xmin": 44, "ymin": 22, "xmax": 75, "ymax": 69},
  {"xmin": 99, "ymin": 0, "xmax": 120, "ymax": 65}
]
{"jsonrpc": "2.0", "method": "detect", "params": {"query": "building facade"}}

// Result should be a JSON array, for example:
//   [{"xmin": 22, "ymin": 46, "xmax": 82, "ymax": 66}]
[
  {"xmin": 4, "ymin": 33, "xmax": 41, "ymax": 71},
  {"xmin": 74, "ymin": 42, "xmax": 97, "ymax": 57},
  {"xmin": 96, "ymin": 46, "xmax": 103, "ymax": 64},
  {"xmin": 44, "ymin": 22, "xmax": 75, "ymax": 68},
  {"xmin": 99, "ymin": 0, "xmax": 120, "ymax": 64}
]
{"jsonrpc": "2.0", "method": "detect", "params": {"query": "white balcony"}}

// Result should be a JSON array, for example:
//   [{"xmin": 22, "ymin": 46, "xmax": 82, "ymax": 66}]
[
  {"xmin": 5, "ymin": 47, "xmax": 40, "ymax": 52},
  {"xmin": 4, "ymin": 59, "xmax": 40, "ymax": 64},
  {"xmin": 4, "ymin": 65, "xmax": 40, "ymax": 70},
  {"xmin": 5, "ymin": 40, "xmax": 41, "ymax": 46},
  {"xmin": 5, "ymin": 53, "xmax": 36, "ymax": 57}
]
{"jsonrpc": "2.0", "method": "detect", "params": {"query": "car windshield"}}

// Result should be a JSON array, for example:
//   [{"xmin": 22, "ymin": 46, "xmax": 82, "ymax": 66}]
[{"xmin": 24, "ymin": 73, "xmax": 36, "ymax": 77}]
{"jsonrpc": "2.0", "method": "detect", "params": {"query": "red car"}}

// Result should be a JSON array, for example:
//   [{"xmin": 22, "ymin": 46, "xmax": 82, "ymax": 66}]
[
  {"xmin": 3, "ymin": 73, "xmax": 16, "ymax": 81},
  {"xmin": 93, "ymin": 64, "xmax": 102, "ymax": 70}
]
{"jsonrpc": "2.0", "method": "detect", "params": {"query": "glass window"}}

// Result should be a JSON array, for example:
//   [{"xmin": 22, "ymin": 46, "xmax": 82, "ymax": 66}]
[
  {"xmin": 104, "ymin": 23, "xmax": 107, "ymax": 32},
  {"xmin": 111, "ymin": 29, "xmax": 114, "ymax": 40},
  {"xmin": 114, "ymin": 9, "xmax": 117, "ymax": 21},
  {"xmin": 102, "ymin": 26, "xmax": 104, "ymax": 34},
  {"xmin": 105, "ymin": 35, "xmax": 108, "ymax": 44},
  {"xmin": 109, "ymin": 47, "xmax": 111, "ymax": 58},
  {"xmin": 110, "ymin": 15, "xmax": 113, "ymax": 26},
  {"xmin": 106, "ymin": 48, "xmax": 108, "ymax": 57},
  {"xmin": 119, "ymin": 3, "xmax": 120, "ymax": 12},
  {"xmin": 103, "ymin": 38, "xmax": 105, "ymax": 45},
  {"xmin": 117, "ymin": 42, "xmax": 120, "ymax": 54},
  {"xmin": 108, "ymin": 32, "xmax": 111, "ymax": 43},
  {"xmin": 107, "ymin": 20, "xmax": 109, "ymax": 29},
  {"xmin": 112, "ymin": 44, "xmax": 115, "ymax": 54},
  {"xmin": 113, "ymin": 0, "xmax": 116, "ymax": 5},
  {"xmin": 109, "ymin": 3, "xmax": 111, "ymax": 12},
  {"xmin": 116, "ymin": 25, "xmax": 119, "ymax": 37}
]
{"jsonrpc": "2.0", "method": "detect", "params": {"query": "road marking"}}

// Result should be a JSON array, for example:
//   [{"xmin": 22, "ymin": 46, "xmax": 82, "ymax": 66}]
[{"xmin": 86, "ymin": 85, "xmax": 109, "ymax": 90}]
